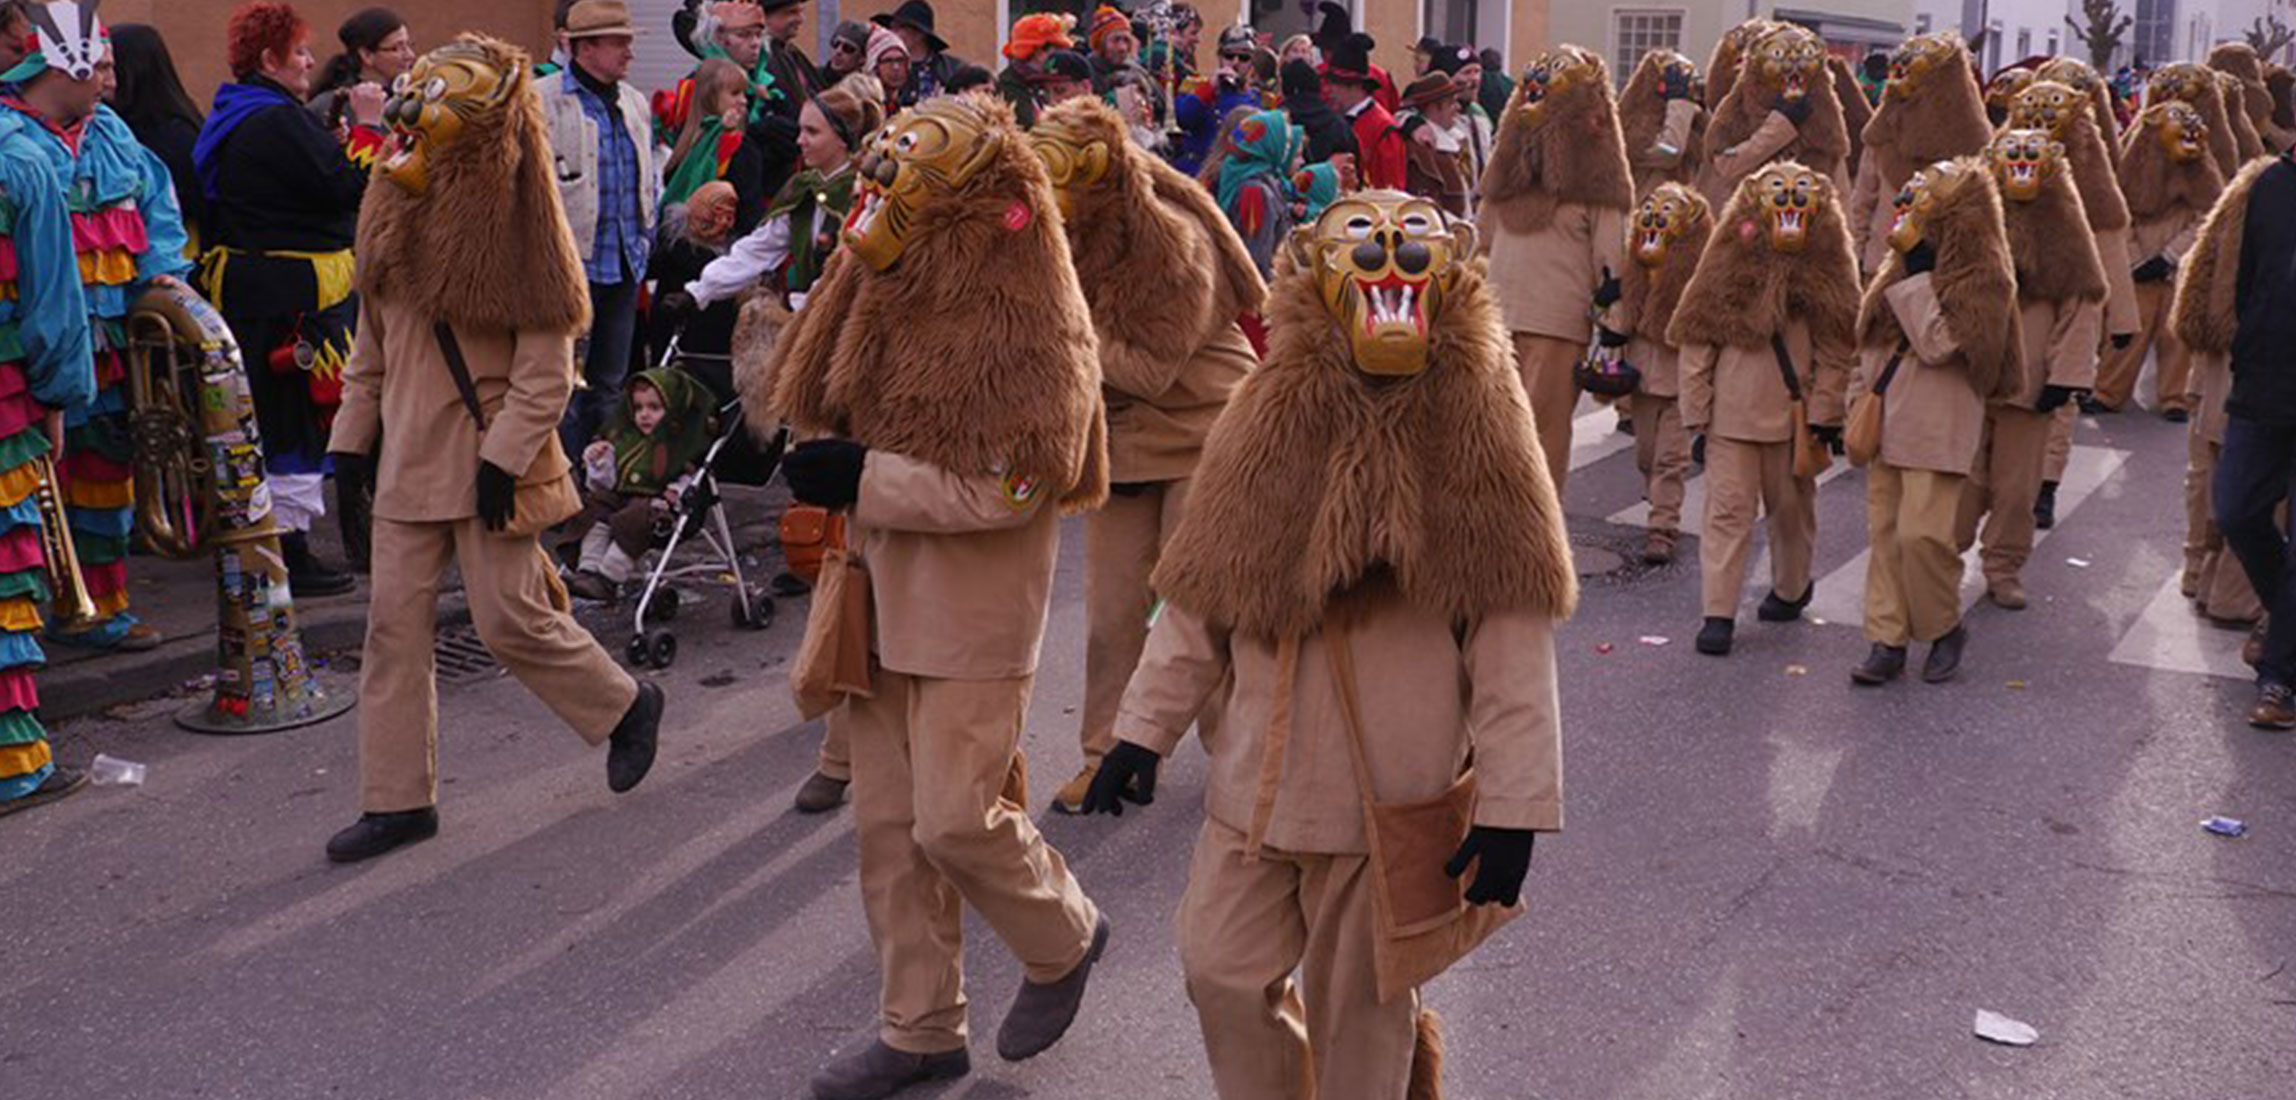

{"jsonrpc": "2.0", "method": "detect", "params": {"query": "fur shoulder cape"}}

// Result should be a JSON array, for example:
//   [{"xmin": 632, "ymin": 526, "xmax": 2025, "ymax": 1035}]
[
  {"xmin": 1620, "ymin": 53, "xmax": 1705, "ymax": 187},
  {"xmin": 1859, "ymin": 58, "xmax": 1993, "ymax": 187},
  {"xmin": 2210, "ymin": 43, "xmax": 2275, "ymax": 129},
  {"xmin": 2121, "ymin": 108, "xmax": 2229, "ymax": 222},
  {"xmin": 1706, "ymin": 55, "xmax": 1852, "ymax": 176},
  {"xmin": 355, "ymin": 36, "xmax": 590, "ymax": 334},
  {"xmin": 1048, "ymin": 98, "xmax": 1264, "ymax": 399},
  {"xmin": 1703, "ymin": 21, "xmax": 1774, "ymax": 112},
  {"xmin": 2220, "ymin": 73, "xmax": 2269, "ymax": 159},
  {"xmin": 1857, "ymin": 158, "xmax": 2022, "ymax": 402},
  {"xmin": 1624, "ymin": 192, "xmax": 1712, "ymax": 343},
  {"xmin": 2155, "ymin": 65, "xmax": 2243, "ymax": 177},
  {"xmin": 763, "ymin": 98, "xmax": 1108, "ymax": 509},
  {"xmin": 1832, "ymin": 56, "xmax": 1875, "ymax": 173},
  {"xmin": 2001, "ymin": 168, "xmax": 2107, "ymax": 304},
  {"xmin": 1151, "ymin": 252, "xmax": 1577, "ymax": 639},
  {"xmin": 2048, "ymin": 93, "xmax": 2132, "ymax": 231},
  {"xmin": 1666, "ymin": 164, "xmax": 1861, "ymax": 351},
  {"xmin": 2174, "ymin": 156, "xmax": 2276, "ymax": 354},
  {"xmin": 1481, "ymin": 61, "xmax": 1635, "ymax": 235}
]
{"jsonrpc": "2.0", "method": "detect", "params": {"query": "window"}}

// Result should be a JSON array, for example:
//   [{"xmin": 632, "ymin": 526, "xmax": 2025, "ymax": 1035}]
[
  {"xmin": 1612, "ymin": 9, "xmax": 1684, "ymax": 85},
  {"xmin": 1914, "ymin": 13, "xmax": 1931, "ymax": 34},
  {"xmin": 2046, "ymin": 31, "xmax": 2059, "ymax": 57},
  {"xmin": 2016, "ymin": 29, "xmax": 2031, "ymax": 59},
  {"xmin": 1424, "ymin": 0, "xmax": 1478, "ymax": 47}
]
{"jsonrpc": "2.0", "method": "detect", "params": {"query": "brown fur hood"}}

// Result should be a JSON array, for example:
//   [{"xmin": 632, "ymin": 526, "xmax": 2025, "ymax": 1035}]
[
  {"xmin": 1703, "ymin": 21, "xmax": 1776, "ymax": 111},
  {"xmin": 1481, "ymin": 53, "xmax": 1635, "ymax": 234},
  {"xmin": 1999, "ymin": 161, "xmax": 2107, "ymax": 304},
  {"xmin": 1151, "ymin": 251, "xmax": 1577, "ymax": 639},
  {"xmin": 1667, "ymin": 162, "xmax": 1861, "ymax": 351},
  {"xmin": 1620, "ymin": 51, "xmax": 1706, "ymax": 184},
  {"xmin": 1833, "ymin": 55, "xmax": 1875, "ymax": 172},
  {"xmin": 1624, "ymin": 184, "xmax": 1712, "ymax": 343},
  {"xmin": 763, "ymin": 97, "xmax": 1108, "ymax": 509},
  {"xmin": 2173, "ymin": 156, "xmax": 2274, "ymax": 354},
  {"xmin": 2120, "ymin": 104, "xmax": 2229, "ymax": 222},
  {"xmin": 2210, "ymin": 43, "xmax": 2275, "ymax": 127},
  {"xmin": 1860, "ymin": 47, "xmax": 1993, "ymax": 186},
  {"xmin": 2021, "ymin": 82, "xmax": 2131, "ymax": 230},
  {"xmin": 1706, "ymin": 44, "xmax": 1852, "ymax": 174},
  {"xmin": 355, "ymin": 36, "xmax": 590, "ymax": 335},
  {"xmin": 1044, "ymin": 98, "xmax": 1265, "ymax": 400},
  {"xmin": 2152, "ymin": 64, "xmax": 2244, "ymax": 177},
  {"xmin": 2219, "ymin": 71, "xmax": 2269, "ymax": 159},
  {"xmin": 1858, "ymin": 158, "xmax": 2022, "ymax": 403}
]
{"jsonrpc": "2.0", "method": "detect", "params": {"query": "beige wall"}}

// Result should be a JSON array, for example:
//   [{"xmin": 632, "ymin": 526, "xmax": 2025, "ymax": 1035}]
[{"xmin": 117, "ymin": 0, "xmax": 552, "ymax": 105}]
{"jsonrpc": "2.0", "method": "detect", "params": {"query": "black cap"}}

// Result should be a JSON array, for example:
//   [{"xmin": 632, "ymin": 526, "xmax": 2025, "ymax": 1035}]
[
  {"xmin": 871, "ymin": 1, "xmax": 948, "ymax": 54},
  {"xmin": 1038, "ymin": 49, "xmax": 1093, "ymax": 84}
]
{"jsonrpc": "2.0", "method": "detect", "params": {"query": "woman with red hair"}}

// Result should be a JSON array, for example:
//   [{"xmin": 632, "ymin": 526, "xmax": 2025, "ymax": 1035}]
[{"xmin": 191, "ymin": 1, "xmax": 378, "ymax": 592}]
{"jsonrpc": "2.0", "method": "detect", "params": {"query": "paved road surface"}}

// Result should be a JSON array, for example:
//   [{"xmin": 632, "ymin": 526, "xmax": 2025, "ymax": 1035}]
[{"xmin": 6, "ymin": 403, "xmax": 2292, "ymax": 1099}]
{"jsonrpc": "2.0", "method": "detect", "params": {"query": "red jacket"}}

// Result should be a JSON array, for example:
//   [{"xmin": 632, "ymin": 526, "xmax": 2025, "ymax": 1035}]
[{"xmin": 1349, "ymin": 99, "xmax": 1407, "ymax": 191}]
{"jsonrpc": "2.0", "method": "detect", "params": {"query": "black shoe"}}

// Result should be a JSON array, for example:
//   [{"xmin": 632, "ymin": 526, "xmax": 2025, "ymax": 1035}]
[
  {"xmin": 325, "ymin": 807, "xmax": 440, "ymax": 863},
  {"xmin": 793, "ymin": 771, "xmax": 849, "ymax": 813},
  {"xmin": 0, "ymin": 765, "xmax": 88, "ymax": 817},
  {"xmin": 2163, "ymin": 407, "xmax": 2190, "ymax": 424},
  {"xmin": 282, "ymin": 532, "xmax": 356, "ymax": 597},
  {"xmin": 810, "ymin": 1040, "xmax": 971, "ymax": 1100},
  {"xmin": 1756, "ymin": 585, "xmax": 1812, "ymax": 622},
  {"xmin": 607, "ymin": 681, "xmax": 664, "ymax": 793},
  {"xmin": 1922, "ymin": 624, "xmax": 1967, "ymax": 684},
  {"xmin": 997, "ymin": 915, "xmax": 1110, "ymax": 1062},
  {"xmin": 1694, "ymin": 617, "xmax": 1734, "ymax": 656},
  {"xmin": 1850, "ymin": 643, "xmax": 1908, "ymax": 686},
  {"xmin": 566, "ymin": 570, "xmax": 618, "ymax": 603},
  {"xmin": 2077, "ymin": 396, "xmax": 2115, "ymax": 415},
  {"xmin": 2033, "ymin": 481, "xmax": 2058, "ymax": 530}
]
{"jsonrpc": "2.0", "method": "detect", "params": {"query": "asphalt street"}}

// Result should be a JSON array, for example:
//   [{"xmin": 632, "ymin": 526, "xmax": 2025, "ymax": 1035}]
[{"xmin": 4, "ymin": 400, "xmax": 2292, "ymax": 1100}]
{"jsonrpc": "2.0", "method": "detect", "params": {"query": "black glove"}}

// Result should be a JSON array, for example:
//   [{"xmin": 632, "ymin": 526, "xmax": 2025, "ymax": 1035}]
[
  {"xmin": 1597, "ymin": 325, "xmax": 1630, "ymax": 349},
  {"xmin": 655, "ymin": 290, "xmax": 698, "ymax": 326},
  {"xmin": 2034, "ymin": 383, "xmax": 2081, "ymax": 413},
  {"xmin": 476, "ymin": 459, "xmax": 517, "ymax": 532},
  {"xmin": 1444, "ymin": 826, "xmax": 1537, "ymax": 907},
  {"xmin": 1691, "ymin": 432, "xmax": 1708, "ymax": 466},
  {"xmin": 1079, "ymin": 741, "xmax": 1162, "ymax": 815},
  {"xmin": 331, "ymin": 450, "xmax": 371, "ymax": 499},
  {"xmin": 1660, "ymin": 68, "xmax": 1693, "ymax": 101},
  {"xmin": 2132, "ymin": 256, "xmax": 2174, "ymax": 284},
  {"xmin": 1810, "ymin": 423, "xmax": 1845, "ymax": 455},
  {"xmin": 1592, "ymin": 268, "xmax": 1623, "ymax": 309},
  {"xmin": 782, "ymin": 438, "xmax": 868, "ymax": 509},
  {"xmin": 1902, "ymin": 240, "xmax": 1937, "ymax": 275},
  {"xmin": 2111, "ymin": 332, "xmax": 2135, "ymax": 350},
  {"xmin": 1776, "ymin": 95, "xmax": 1812, "ymax": 126}
]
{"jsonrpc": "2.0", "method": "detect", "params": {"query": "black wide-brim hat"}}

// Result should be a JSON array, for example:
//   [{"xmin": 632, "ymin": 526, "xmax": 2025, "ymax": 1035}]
[{"xmin": 871, "ymin": 0, "xmax": 948, "ymax": 54}]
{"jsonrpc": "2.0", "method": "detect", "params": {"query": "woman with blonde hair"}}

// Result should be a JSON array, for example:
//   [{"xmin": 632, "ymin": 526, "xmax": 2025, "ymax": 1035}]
[{"xmin": 661, "ymin": 57, "xmax": 752, "ymax": 207}]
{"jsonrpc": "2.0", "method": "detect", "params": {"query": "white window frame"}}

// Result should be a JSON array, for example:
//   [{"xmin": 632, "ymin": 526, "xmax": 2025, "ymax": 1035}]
[{"xmin": 1609, "ymin": 7, "xmax": 1687, "ymax": 87}]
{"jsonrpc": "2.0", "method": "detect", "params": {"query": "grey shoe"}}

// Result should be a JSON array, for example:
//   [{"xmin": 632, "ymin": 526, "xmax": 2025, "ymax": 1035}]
[
  {"xmin": 793, "ymin": 771, "xmax": 849, "ymax": 814},
  {"xmin": 1922, "ymin": 624, "xmax": 1968, "ymax": 684},
  {"xmin": 996, "ymin": 915, "xmax": 1110, "ymax": 1062},
  {"xmin": 810, "ymin": 1039, "xmax": 969, "ymax": 1100}
]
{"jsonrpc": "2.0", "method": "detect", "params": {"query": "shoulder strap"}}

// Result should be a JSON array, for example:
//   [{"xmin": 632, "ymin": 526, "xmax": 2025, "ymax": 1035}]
[
  {"xmin": 1321, "ymin": 618, "xmax": 1382, "ymax": 807},
  {"xmin": 1872, "ymin": 337, "xmax": 1912, "ymax": 397},
  {"xmin": 432, "ymin": 322, "xmax": 488, "ymax": 431},
  {"xmin": 1769, "ymin": 333, "xmax": 1806, "ymax": 403}
]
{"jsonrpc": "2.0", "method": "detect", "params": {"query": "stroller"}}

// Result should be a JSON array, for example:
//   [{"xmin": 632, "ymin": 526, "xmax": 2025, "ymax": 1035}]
[{"xmin": 611, "ymin": 335, "xmax": 788, "ymax": 669}]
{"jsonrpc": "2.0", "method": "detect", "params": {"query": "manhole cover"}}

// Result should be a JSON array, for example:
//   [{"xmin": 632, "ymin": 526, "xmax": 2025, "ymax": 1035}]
[
  {"xmin": 1574, "ymin": 546, "xmax": 1628, "ymax": 577},
  {"xmin": 1568, "ymin": 522, "xmax": 1688, "ymax": 588},
  {"xmin": 435, "ymin": 625, "xmax": 500, "ymax": 686}
]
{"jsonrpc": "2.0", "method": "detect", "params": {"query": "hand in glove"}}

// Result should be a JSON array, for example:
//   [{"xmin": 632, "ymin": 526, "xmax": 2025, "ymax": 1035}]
[
  {"xmin": 1597, "ymin": 325, "xmax": 1630, "ymax": 349},
  {"xmin": 332, "ymin": 451, "xmax": 372, "ymax": 500},
  {"xmin": 1809, "ymin": 423, "xmax": 1845, "ymax": 455},
  {"xmin": 1445, "ymin": 826, "xmax": 1537, "ymax": 907},
  {"xmin": 1776, "ymin": 94, "xmax": 1812, "ymax": 126},
  {"xmin": 2034, "ymin": 383, "xmax": 2082, "ymax": 413},
  {"xmin": 655, "ymin": 289, "xmax": 699, "ymax": 326},
  {"xmin": 2132, "ymin": 256, "xmax": 2174, "ymax": 284},
  {"xmin": 1902, "ymin": 240, "xmax": 1937, "ymax": 275},
  {"xmin": 782, "ymin": 438, "xmax": 869, "ymax": 509},
  {"xmin": 476, "ymin": 460, "xmax": 517, "ymax": 532},
  {"xmin": 2111, "ymin": 332, "xmax": 2135, "ymax": 350},
  {"xmin": 1660, "ymin": 67, "xmax": 1693, "ymax": 101},
  {"xmin": 1079, "ymin": 741, "xmax": 1162, "ymax": 815},
  {"xmin": 1592, "ymin": 268, "xmax": 1623, "ymax": 310}
]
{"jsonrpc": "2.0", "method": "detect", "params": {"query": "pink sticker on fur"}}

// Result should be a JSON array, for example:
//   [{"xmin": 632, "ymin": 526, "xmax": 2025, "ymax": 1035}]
[
  {"xmin": 1739, "ymin": 220, "xmax": 1758, "ymax": 242},
  {"xmin": 1004, "ymin": 201, "xmax": 1032, "ymax": 231}
]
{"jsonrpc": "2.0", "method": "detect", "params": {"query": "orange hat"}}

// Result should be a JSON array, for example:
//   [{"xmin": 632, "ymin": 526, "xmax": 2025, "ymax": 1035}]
[
  {"xmin": 1004, "ymin": 12, "xmax": 1076, "ymax": 61},
  {"xmin": 1088, "ymin": 5, "xmax": 1129, "ymax": 54}
]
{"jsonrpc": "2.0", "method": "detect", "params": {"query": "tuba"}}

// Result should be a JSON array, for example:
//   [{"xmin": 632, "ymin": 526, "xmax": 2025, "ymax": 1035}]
[
  {"xmin": 126, "ymin": 291, "xmax": 220, "ymax": 558},
  {"xmin": 31, "ymin": 452, "xmax": 97, "ymax": 625}
]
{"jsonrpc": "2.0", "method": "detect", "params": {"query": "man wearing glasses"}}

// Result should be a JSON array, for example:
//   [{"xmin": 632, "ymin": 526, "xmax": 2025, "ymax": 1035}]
[{"xmin": 1169, "ymin": 24, "xmax": 1265, "ymax": 177}]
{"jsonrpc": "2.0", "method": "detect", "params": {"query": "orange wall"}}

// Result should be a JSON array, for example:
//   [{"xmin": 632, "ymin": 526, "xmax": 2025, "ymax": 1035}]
[{"xmin": 113, "ymin": 0, "xmax": 552, "ymax": 105}]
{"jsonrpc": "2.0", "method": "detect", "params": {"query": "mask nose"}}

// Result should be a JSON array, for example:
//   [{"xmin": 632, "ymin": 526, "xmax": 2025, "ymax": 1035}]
[
  {"xmin": 1351, "ymin": 239, "xmax": 1387, "ymax": 272},
  {"xmin": 1394, "ymin": 240, "xmax": 1431, "ymax": 275}
]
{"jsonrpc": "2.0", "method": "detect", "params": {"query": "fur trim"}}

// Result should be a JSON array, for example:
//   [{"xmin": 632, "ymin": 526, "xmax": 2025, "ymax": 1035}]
[
  {"xmin": 1620, "ymin": 52, "xmax": 1705, "ymax": 192},
  {"xmin": 1857, "ymin": 158, "xmax": 2022, "ymax": 402},
  {"xmin": 763, "ymin": 97, "xmax": 1109, "ymax": 509},
  {"xmin": 1624, "ymin": 187, "xmax": 1712, "ymax": 343},
  {"xmin": 2000, "ymin": 166, "xmax": 2106, "ymax": 304},
  {"xmin": 1043, "ymin": 98, "xmax": 1265, "ymax": 399},
  {"xmin": 2210, "ymin": 42, "xmax": 2275, "ymax": 128},
  {"xmin": 1859, "ymin": 44, "xmax": 1993, "ymax": 187},
  {"xmin": 1481, "ymin": 54, "xmax": 1635, "ymax": 234},
  {"xmin": 2022, "ymin": 82, "xmax": 2131, "ymax": 230},
  {"xmin": 1831, "ymin": 55, "xmax": 1874, "ymax": 173},
  {"xmin": 2219, "ymin": 71, "xmax": 2268, "ymax": 159},
  {"xmin": 1151, "ymin": 249, "xmax": 1578, "ymax": 639},
  {"xmin": 1666, "ymin": 162, "xmax": 1861, "ymax": 352},
  {"xmin": 731, "ymin": 288, "xmax": 793, "ymax": 422},
  {"xmin": 1704, "ymin": 33, "xmax": 1852, "ymax": 177},
  {"xmin": 2120, "ymin": 105, "xmax": 2228, "ymax": 222},
  {"xmin": 2173, "ymin": 156, "xmax": 2273, "ymax": 354},
  {"xmin": 1408, "ymin": 1010, "xmax": 1444, "ymax": 1100},
  {"xmin": 355, "ymin": 36, "xmax": 590, "ymax": 334},
  {"xmin": 1703, "ymin": 20, "xmax": 1776, "ymax": 112},
  {"xmin": 2152, "ymin": 64, "xmax": 2243, "ymax": 178}
]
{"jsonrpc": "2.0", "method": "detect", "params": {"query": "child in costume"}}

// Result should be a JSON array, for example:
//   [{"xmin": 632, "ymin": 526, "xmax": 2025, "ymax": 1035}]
[
  {"xmin": 1697, "ymin": 22, "xmax": 1851, "ymax": 212},
  {"xmin": 2101, "ymin": 100, "xmax": 2225, "ymax": 421},
  {"xmin": 1084, "ymin": 190, "xmax": 1572, "ymax": 1100},
  {"xmin": 566, "ymin": 369, "xmax": 715, "ymax": 602},
  {"xmin": 1620, "ymin": 181, "xmax": 1712, "ymax": 565},
  {"xmin": 1845, "ymin": 33, "xmax": 1993, "ymax": 276},
  {"xmin": 1620, "ymin": 49, "xmax": 1704, "ymax": 197}
]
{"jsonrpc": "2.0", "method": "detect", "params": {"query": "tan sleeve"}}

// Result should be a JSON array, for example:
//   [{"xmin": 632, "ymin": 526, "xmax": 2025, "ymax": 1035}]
[
  {"xmin": 328, "ymin": 299, "xmax": 385, "ymax": 456},
  {"xmin": 1884, "ymin": 274, "xmax": 1962, "ymax": 364},
  {"xmin": 1462, "ymin": 606, "xmax": 1563, "ymax": 831},
  {"xmin": 853, "ymin": 450, "xmax": 1047, "ymax": 534},
  {"xmin": 1591, "ymin": 204, "xmax": 1634, "ymax": 335},
  {"xmin": 1635, "ymin": 100, "xmax": 1700, "ymax": 171},
  {"xmin": 1808, "ymin": 322, "xmax": 1854, "ymax": 427},
  {"xmin": 2163, "ymin": 208, "xmax": 2203, "ymax": 263},
  {"xmin": 1709, "ymin": 111, "xmax": 1800, "ymax": 192},
  {"xmin": 1113, "ymin": 603, "xmax": 1233, "ymax": 758},
  {"xmin": 1678, "ymin": 343, "xmax": 1719, "ymax": 433},
  {"xmin": 2097, "ymin": 228, "xmax": 2141, "ymax": 336},
  {"xmin": 478, "ymin": 328, "xmax": 577, "ymax": 477},
  {"xmin": 2047, "ymin": 298, "xmax": 2103, "ymax": 390}
]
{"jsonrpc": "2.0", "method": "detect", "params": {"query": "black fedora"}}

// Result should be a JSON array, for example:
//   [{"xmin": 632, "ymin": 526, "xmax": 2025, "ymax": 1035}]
[{"xmin": 871, "ymin": 0, "xmax": 948, "ymax": 54}]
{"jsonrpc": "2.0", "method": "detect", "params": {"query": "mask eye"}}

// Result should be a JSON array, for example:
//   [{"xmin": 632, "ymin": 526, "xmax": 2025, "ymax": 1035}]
[
  {"xmin": 1343, "ymin": 215, "xmax": 1375, "ymax": 240},
  {"xmin": 392, "ymin": 73, "xmax": 412, "ymax": 94},
  {"xmin": 424, "ymin": 76, "xmax": 447, "ymax": 101},
  {"xmin": 1399, "ymin": 212, "xmax": 1434, "ymax": 234}
]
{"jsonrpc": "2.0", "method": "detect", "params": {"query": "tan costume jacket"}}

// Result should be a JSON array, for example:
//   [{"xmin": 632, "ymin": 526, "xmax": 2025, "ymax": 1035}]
[
  {"xmin": 1482, "ymin": 204, "xmax": 1632, "ymax": 341},
  {"xmin": 852, "ymin": 452, "xmax": 1061, "ymax": 682},
  {"xmin": 1698, "ymin": 112, "xmax": 1849, "ymax": 211},
  {"xmin": 1105, "ymin": 326, "xmax": 1254, "ymax": 484},
  {"xmin": 1116, "ymin": 582, "xmax": 1563, "ymax": 855},
  {"xmin": 2008, "ymin": 296, "xmax": 2103, "ymax": 408},
  {"xmin": 1627, "ymin": 339, "xmax": 1682, "ymax": 398},
  {"xmin": 1631, "ymin": 100, "xmax": 1704, "ymax": 195},
  {"xmin": 332, "ymin": 299, "xmax": 571, "ymax": 521},
  {"xmin": 1678, "ymin": 320, "xmax": 1851, "ymax": 443},
  {"xmin": 1852, "ymin": 275, "xmax": 1987, "ymax": 476}
]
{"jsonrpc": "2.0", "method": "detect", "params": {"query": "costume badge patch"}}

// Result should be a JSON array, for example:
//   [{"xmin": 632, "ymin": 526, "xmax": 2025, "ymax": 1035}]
[{"xmin": 999, "ymin": 471, "xmax": 1040, "ymax": 511}]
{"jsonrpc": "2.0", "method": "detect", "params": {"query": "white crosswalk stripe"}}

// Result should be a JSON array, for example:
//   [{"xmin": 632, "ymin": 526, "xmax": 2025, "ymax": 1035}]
[
  {"xmin": 1567, "ymin": 403, "xmax": 1635, "ymax": 471},
  {"xmin": 1606, "ymin": 461, "xmax": 1854, "ymax": 534},
  {"xmin": 2108, "ymin": 573, "xmax": 2250, "ymax": 680}
]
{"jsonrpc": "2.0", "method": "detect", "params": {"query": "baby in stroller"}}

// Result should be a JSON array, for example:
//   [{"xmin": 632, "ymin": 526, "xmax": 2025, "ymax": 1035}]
[{"xmin": 566, "ymin": 368, "xmax": 718, "ymax": 602}]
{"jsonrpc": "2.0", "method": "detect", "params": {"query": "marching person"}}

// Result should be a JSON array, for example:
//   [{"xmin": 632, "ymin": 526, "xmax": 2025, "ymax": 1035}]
[
  {"xmin": 324, "ymin": 35, "xmax": 664, "ymax": 863},
  {"xmin": 1844, "ymin": 32, "xmax": 1992, "ymax": 276},
  {"xmin": 1619, "ymin": 49, "xmax": 1703, "ymax": 197},
  {"xmin": 1670, "ymin": 161, "xmax": 1857, "ymax": 656},
  {"xmin": 2100, "ymin": 101, "xmax": 2222, "ymax": 421},
  {"xmin": 1083, "ymin": 190, "xmax": 1571, "ymax": 1100},
  {"xmin": 1697, "ymin": 22, "xmax": 1851, "ymax": 211},
  {"xmin": 1620, "ymin": 182, "xmax": 1713, "ymax": 565}
]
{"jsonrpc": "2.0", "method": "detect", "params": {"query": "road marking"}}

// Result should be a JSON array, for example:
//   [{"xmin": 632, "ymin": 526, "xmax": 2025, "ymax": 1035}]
[
  {"xmin": 1803, "ymin": 445, "xmax": 2130, "ymax": 626},
  {"xmin": 1568, "ymin": 402, "xmax": 1636, "ymax": 471},
  {"xmin": 2108, "ymin": 572, "xmax": 2250, "ymax": 680}
]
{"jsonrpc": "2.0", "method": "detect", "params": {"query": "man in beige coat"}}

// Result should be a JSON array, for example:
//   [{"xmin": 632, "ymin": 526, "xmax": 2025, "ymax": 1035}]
[
  {"xmin": 1670, "ymin": 161, "xmax": 1858, "ymax": 657},
  {"xmin": 1085, "ymin": 191, "xmax": 1571, "ymax": 1100},
  {"xmin": 1478, "ymin": 45, "xmax": 1635, "ymax": 498},
  {"xmin": 322, "ymin": 37, "xmax": 662, "ymax": 864},
  {"xmin": 763, "ymin": 96, "xmax": 1110, "ymax": 1100},
  {"xmin": 1027, "ymin": 99, "xmax": 1260, "ymax": 813},
  {"xmin": 1852, "ymin": 156, "xmax": 2022, "ymax": 685}
]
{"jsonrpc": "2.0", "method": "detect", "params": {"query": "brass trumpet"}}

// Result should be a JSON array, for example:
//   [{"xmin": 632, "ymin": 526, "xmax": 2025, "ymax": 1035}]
[{"xmin": 32, "ymin": 453, "xmax": 98, "ymax": 625}]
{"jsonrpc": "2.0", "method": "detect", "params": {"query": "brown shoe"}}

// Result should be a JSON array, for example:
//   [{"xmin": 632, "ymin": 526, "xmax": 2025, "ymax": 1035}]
[
  {"xmin": 1641, "ymin": 529, "xmax": 1677, "ymax": 565},
  {"xmin": 1051, "ymin": 765, "xmax": 1097, "ymax": 815},
  {"xmin": 2181, "ymin": 568, "xmax": 2202, "ymax": 600},
  {"xmin": 793, "ymin": 770, "xmax": 849, "ymax": 814},
  {"xmin": 2248, "ymin": 683, "xmax": 2296, "ymax": 730},
  {"xmin": 1987, "ymin": 578, "xmax": 2027, "ymax": 611}
]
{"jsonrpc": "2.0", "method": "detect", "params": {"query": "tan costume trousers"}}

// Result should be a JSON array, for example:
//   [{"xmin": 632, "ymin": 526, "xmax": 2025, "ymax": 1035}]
[
  {"xmin": 1954, "ymin": 405, "xmax": 2051, "ymax": 585},
  {"xmin": 1632, "ymin": 392, "xmax": 1692, "ymax": 534},
  {"xmin": 1514, "ymin": 333, "xmax": 1583, "ymax": 499},
  {"xmin": 1177, "ymin": 819, "xmax": 1418, "ymax": 1100},
  {"xmin": 358, "ymin": 517, "xmax": 639, "ymax": 812},
  {"xmin": 816, "ymin": 722, "xmax": 851, "ymax": 782},
  {"xmin": 1864, "ymin": 463, "xmax": 1966, "ymax": 646},
  {"xmin": 842, "ymin": 666, "xmax": 1100, "ymax": 1053},
  {"xmin": 1700, "ymin": 437, "xmax": 1816, "ymax": 619},
  {"xmin": 2043, "ymin": 404, "xmax": 2075, "ymax": 484},
  {"xmin": 2095, "ymin": 282, "xmax": 2192, "ymax": 413},
  {"xmin": 1079, "ymin": 479, "xmax": 1192, "ymax": 765}
]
